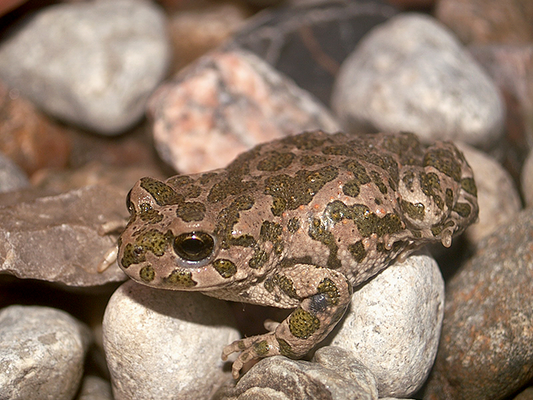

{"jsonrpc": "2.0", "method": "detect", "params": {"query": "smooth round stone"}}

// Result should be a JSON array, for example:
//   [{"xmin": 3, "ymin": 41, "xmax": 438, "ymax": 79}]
[
  {"xmin": 149, "ymin": 48, "xmax": 340, "ymax": 174},
  {"xmin": 0, "ymin": 305, "xmax": 91, "ymax": 400},
  {"xmin": 0, "ymin": 0, "xmax": 170, "ymax": 135},
  {"xmin": 521, "ymin": 149, "xmax": 533, "ymax": 207},
  {"xmin": 425, "ymin": 208, "xmax": 533, "ymax": 400},
  {"xmin": 103, "ymin": 280, "xmax": 240, "ymax": 400},
  {"xmin": 0, "ymin": 152, "xmax": 29, "ymax": 192},
  {"xmin": 332, "ymin": 13, "xmax": 505, "ymax": 147},
  {"xmin": 329, "ymin": 253, "xmax": 444, "ymax": 398},
  {"xmin": 455, "ymin": 142, "xmax": 521, "ymax": 245}
]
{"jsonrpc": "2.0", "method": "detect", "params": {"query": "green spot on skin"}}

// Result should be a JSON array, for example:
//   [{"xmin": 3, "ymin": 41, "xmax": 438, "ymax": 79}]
[
  {"xmin": 277, "ymin": 338, "xmax": 294, "ymax": 357},
  {"xmin": 308, "ymin": 218, "xmax": 341, "ymax": 269},
  {"xmin": 249, "ymin": 249, "xmax": 269, "ymax": 269},
  {"xmin": 317, "ymin": 277, "xmax": 339, "ymax": 306},
  {"xmin": 401, "ymin": 200, "xmax": 426, "ymax": 221},
  {"xmin": 260, "ymin": 221, "xmax": 284, "ymax": 255},
  {"xmin": 461, "ymin": 177, "xmax": 477, "ymax": 197},
  {"xmin": 348, "ymin": 240, "xmax": 366, "ymax": 263},
  {"xmin": 164, "ymin": 269, "xmax": 197, "ymax": 288},
  {"xmin": 138, "ymin": 203, "xmax": 163, "ymax": 224},
  {"xmin": 120, "ymin": 243, "xmax": 145, "ymax": 268},
  {"xmin": 289, "ymin": 308, "xmax": 320, "ymax": 339},
  {"xmin": 273, "ymin": 274, "xmax": 298, "ymax": 299},
  {"xmin": 253, "ymin": 340, "xmax": 271, "ymax": 357},
  {"xmin": 370, "ymin": 170, "xmax": 388, "ymax": 194},
  {"xmin": 176, "ymin": 201, "xmax": 206, "ymax": 222},
  {"xmin": 139, "ymin": 265, "xmax": 155, "ymax": 282},
  {"xmin": 140, "ymin": 177, "xmax": 183, "ymax": 206},
  {"xmin": 264, "ymin": 166, "xmax": 339, "ymax": 216},
  {"xmin": 257, "ymin": 151, "xmax": 295, "ymax": 171},
  {"xmin": 423, "ymin": 148, "xmax": 462, "ymax": 182},
  {"xmin": 213, "ymin": 259, "xmax": 237, "ymax": 278},
  {"xmin": 453, "ymin": 202, "xmax": 472, "ymax": 218},
  {"xmin": 287, "ymin": 217, "xmax": 300, "ymax": 234}
]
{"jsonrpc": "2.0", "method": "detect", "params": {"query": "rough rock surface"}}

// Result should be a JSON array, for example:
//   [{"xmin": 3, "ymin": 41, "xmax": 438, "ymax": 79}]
[
  {"xmin": 214, "ymin": 346, "xmax": 378, "ymax": 400},
  {"xmin": 332, "ymin": 13, "xmax": 505, "ymax": 147},
  {"xmin": 425, "ymin": 208, "xmax": 533, "ymax": 400},
  {"xmin": 0, "ymin": 185, "xmax": 128, "ymax": 286},
  {"xmin": 0, "ymin": 305, "xmax": 91, "ymax": 400},
  {"xmin": 148, "ymin": 48, "xmax": 340, "ymax": 174},
  {"xmin": 330, "ymin": 252, "xmax": 444, "ymax": 398}
]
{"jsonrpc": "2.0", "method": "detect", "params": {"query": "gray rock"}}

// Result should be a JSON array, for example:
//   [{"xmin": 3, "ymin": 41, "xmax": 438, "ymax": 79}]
[
  {"xmin": 425, "ymin": 208, "xmax": 533, "ymax": 400},
  {"xmin": 0, "ymin": 0, "xmax": 170, "ymax": 135},
  {"xmin": 103, "ymin": 280, "xmax": 240, "ymax": 400},
  {"xmin": 76, "ymin": 376, "xmax": 113, "ymax": 400},
  {"xmin": 214, "ymin": 346, "xmax": 378, "ymax": 400},
  {"xmin": 330, "ymin": 253, "xmax": 444, "ymax": 398},
  {"xmin": 455, "ymin": 142, "xmax": 521, "ymax": 245},
  {"xmin": 522, "ymin": 150, "xmax": 533, "ymax": 207},
  {"xmin": 0, "ymin": 185, "xmax": 128, "ymax": 286},
  {"xmin": 332, "ymin": 13, "xmax": 505, "ymax": 147},
  {"xmin": 0, "ymin": 305, "xmax": 92, "ymax": 400},
  {"xmin": 0, "ymin": 152, "xmax": 29, "ymax": 192},
  {"xmin": 148, "ymin": 48, "xmax": 340, "ymax": 174}
]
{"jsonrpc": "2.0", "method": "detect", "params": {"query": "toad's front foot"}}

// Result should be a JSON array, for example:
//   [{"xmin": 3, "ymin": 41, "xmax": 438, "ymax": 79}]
[{"xmin": 222, "ymin": 332, "xmax": 281, "ymax": 379}]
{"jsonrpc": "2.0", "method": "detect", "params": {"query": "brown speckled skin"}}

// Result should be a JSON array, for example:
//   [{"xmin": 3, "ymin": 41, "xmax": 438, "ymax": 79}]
[{"xmin": 118, "ymin": 130, "xmax": 478, "ymax": 378}]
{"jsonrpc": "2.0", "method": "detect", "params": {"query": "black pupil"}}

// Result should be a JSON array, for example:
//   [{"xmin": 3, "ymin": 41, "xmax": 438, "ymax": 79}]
[{"xmin": 174, "ymin": 232, "xmax": 214, "ymax": 262}]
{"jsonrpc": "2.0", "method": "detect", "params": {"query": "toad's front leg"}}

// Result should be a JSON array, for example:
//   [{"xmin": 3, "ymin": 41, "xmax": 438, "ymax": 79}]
[{"xmin": 222, "ymin": 265, "xmax": 352, "ymax": 378}]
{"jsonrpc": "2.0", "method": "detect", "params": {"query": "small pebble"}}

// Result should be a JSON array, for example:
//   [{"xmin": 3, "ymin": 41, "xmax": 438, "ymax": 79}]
[
  {"xmin": 330, "ymin": 253, "xmax": 444, "ymax": 398},
  {"xmin": 0, "ymin": 0, "xmax": 170, "ymax": 135},
  {"xmin": 0, "ymin": 305, "xmax": 91, "ymax": 400},
  {"xmin": 103, "ymin": 280, "xmax": 240, "ymax": 400},
  {"xmin": 149, "ymin": 48, "xmax": 339, "ymax": 174},
  {"xmin": 331, "ymin": 13, "xmax": 505, "ymax": 147}
]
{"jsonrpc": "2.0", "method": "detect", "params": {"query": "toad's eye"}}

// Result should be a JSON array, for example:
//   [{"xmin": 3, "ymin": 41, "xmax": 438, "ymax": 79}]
[
  {"xmin": 126, "ymin": 189, "xmax": 134, "ymax": 215},
  {"xmin": 173, "ymin": 232, "xmax": 215, "ymax": 263}
]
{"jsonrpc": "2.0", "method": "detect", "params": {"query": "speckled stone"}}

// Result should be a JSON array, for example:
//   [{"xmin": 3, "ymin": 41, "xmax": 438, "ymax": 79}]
[
  {"xmin": 0, "ymin": 185, "xmax": 127, "ymax": 286},
  {"xmin": 214, "ymin": 346, "xmax": 378, "ymax": 400},
  {"xmin": 229, "ymin": 0, "xmax": 398, "ymax": 106},
  {"xmin": 330, "ymin": 253, "xmax": 444, "ymax": 398},
  {"xmin": 455, "ymin": 142, "xmax": 521, "ymax": 245},
  {"xmin": 103, "ymin": 280, "xmax": 240, "ymax": 400},
  {"xmin": 0, "ymin": 305, "xmax": 91, "ymax": 400},
  {"xmin": 425, "ymin": 208, "xmax": 533, "ymax": 400},
  {"xmin": 148, "ymin": 48, "xmax": 340, "ymax": 174},
  {"xmin": 436, "ymin": 0, "xmax": 533, "ymax": 44},
  {"xmin": 0, "ymin": 0, "xmax": 170, "ymax": 135},
  {"xmin": 0, "ymin": 152, "xmax": 29, "ymax": 193},
  {"xmin": 522, "ymin": 150, "xmax": 533, "ymax": 207},
  {"xmin": 331, "ymin": 13, "xmax": 505, "ymax": 147}
]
